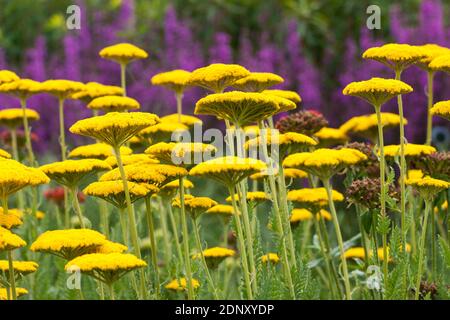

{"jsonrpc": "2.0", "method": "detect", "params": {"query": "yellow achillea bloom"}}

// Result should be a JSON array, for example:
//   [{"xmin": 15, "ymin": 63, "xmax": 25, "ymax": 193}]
[
  {"xmin": 173, "ymin": 196, "xmax": 218, "ymax": 219},
  {"xmin": 188, "ymin": 63, "xmax": 250, "ymax": 93},
  {"xmin": 232, "ymin": 72, "xmax": 284, "ymax": 92},
  {"xmin": 283, "ymin": 148, "xmax": 367, "ymax": 179},
  {"xmin": 83, "ymin": 180, "xmax": 157, "ymax": 209},
  {"xmin": 431, "ymin": 100, "xmax": 450, "ymax": 121},
  {"xmin": 99, "ymin": 43, "xmax": 148, "ymax": 64},
  {"xmin": 287, "ymin": 188, "xmax": 344, "ymax": 207},
  {"xmin": 69, "ymin": 112, "xmax": 160, "ymax": 147},
  {"xmin": 40, "ymin": 79, "xmax": 85, "ymax": 99},
  {"xmin": 406, "ymin": 176, "xmax": 450, "ymax": 200},
  {"xmin": 0, "ymin": 226, "xmax": 26, "ymax": 251},
  {"xmin": 0, "ymin": 213, "xmax": 22, "ymax": 229},
  {"xmin": 71, "ymin": 82, "xmax": 123, "ymax": 101},
  {"xmin": 407, "ymin": 169, "xmax": 424, "ymax": 180},
  {"xmin": 100, "ymin": 164, "xmax": 166, "ymax": 186},
  {"xmin": 362, "ymin": 43, "xmax": 426, "ymax": 70},
  {"xmin": 65, "ymin": 253, "xmax": 146, "ymax": 284},
  {"xmin": 261, "ymin": 95, "xmax": 296, "ymax": 113},
  {"xmin": 105, "ymin": 153, "xmax": 158, "ymax": 167},
  {"xmin": 0, "ymin": 287, "xmax": 28, "ymax": 300},
  {"xmin": 0, "ymin": 79, "xmax": 41, "ymax": 99},
  {"xmin": 145, "ymin": 142, "xmax": 217, "ymax": 166},
  {"xmin": 69, "ymin": 143, "xmax": 132, "ymax": 160},
  {"xmin": 151, "ymin": 69, "xmax": 191, "ymax": 93},
  {"xmin": 160, "ymin": 114, "xmax": 202, "ymax": 127},
  {"xmin": 165, "ymin": 278, "xmax": 200, "ymax": 291},
  {"xmin": 195, "ymin": 91, "xmax": 279, "ymax": 126},
  {"xmin": 160, "ymin": 179, "xmax": 193, "ymax": 191},
  {"xmin": 229, "ymin": 125, "xmax": 260, "ymax": 137},
  {"xmin": 87, "ymin": 96, "xmax": 140, "ymax": 113},
  {"xmin": 0, "ymin": 260, "xmax": 38, "ymax": 275},
  {"xmin": 283, "ymin": 168, "xmax": 308, "ymax": 179},
  {"xmin": 0, "ymin": 159, "xmax": 49, "ymax": 198},
  {"xmin": 95, "ymin": 240, "xmax": 127, "ymax": 254},
  {"xmin": 205, "ymin": 204, "xmax": 234, "ymax": 216},
  {"xmin": 261, "ymin": 253, "xmax": 280, "ymax": 264},
  {"xmin": 344, "ymin": 247, "xmax": 366, "ymax": 260},
  {"xmin": 30, "ymin": 229, "xmax": 106, "ymax": 260},
  {"xmin": 189, "ymin": 156, "xmax": 267, "ymax": 187},
  {"xmin": 429, "ymin": 54, "xmax": 450, "ymax": 73},
  {"xmin": 0, "ymin": 70, "xmax": 20, "ymax": 85},
  {"xmin": 314, "ymin": 127, "xmax": 348, "ymax": 146},
  {"xmin": 0, "ymin": 108, "xmax": 39, "ymax": 128},
  {"xmin": 340, "ymin": 113, "xmax": 406, "ymax": 139},
  {"xmin": 193, "ymin": 246, "xmax": 236, "ymax": 268},
  {"xmin": 226, "ymin": 191, "xmax": 269, "ymax": 203},
  {"xmin": 139, "ymin": 122, "xmax": 188, "ymax": 143},
  {"xmin": 40, "ymin": 159, "xmax": 111, "ymax": 187},
  {"xmin": 0, "ymin": 148, "xmax": 11, "ymax": 159},
  {"xmin": 290, "ymin": 208, "xmax": 331, "ymax": 224},
  {"xmin": 415, "ymin": 44, "xmax": 450, "ymax": 70},
  {"xmin": 342, "ymin": 77, "xmax": 413, "ymax": 106},
  {"xmin": 383, "ymin": 144, "xmax": 436, "ymax": 158},
  {"xmin": 262, "ymin": 89, "xmax": 301, "ymax": 104}
]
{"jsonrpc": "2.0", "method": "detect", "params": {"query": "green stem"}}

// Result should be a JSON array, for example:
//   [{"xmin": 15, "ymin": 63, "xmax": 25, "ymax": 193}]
[
  {"xmin": 70, "ymin": 186, "xmax": 85, "ymax": 229},
  {"xmin": 158, "ymin": 198, "xmax": 172, "ymax": 266},
  {"xmin": 175, "ymin": 92, "xmax": 183, "ymax": 123},
  {"xmin": 2, "ymin": 198, "xmax": 16, "ymax": 300},
  {"xmin": 144, "ymin": 196, "xmax": 160, "ymax": 298},
  {"xmin": 179, "ymin": 176, "xmax": 195, "ymax": 300},
  {"xmin": 415, "ymin": 200, "xmax": 431, "ymax": 300},
  {"xmin": 10, "ymin": 129, "xmax": 25, "ymax": 210},
  {"xmin": 108, "ymin": 283, "xmax": 116, "ymax": 300},
  {"xmin": 323, "ymin": 179, "xmax": 352, "ymax": 300},
  {"xmin": 165, "ymin": 197, "xmax": 184, "ymax": 263},
  {"xmin": 426, "ymin": 71, "xmax": 434, "ymax": 146},
  {"xmin": 431, "ymin": 203, "xmax": 437, "ymax": 282},
  {"xmin": 356, "ymin": 205, "xmax": 370, "ymax": 270},
  {"xmin": 19, "ymin": 98, "xmax": 35, "ymax": 166},
  {"xmin": 97, "ymin": 173, "xmax": 110, "ymax": 238},
  {"xmin": 120, "ymin": 63, "xmax": 127, "ymax": 97}
]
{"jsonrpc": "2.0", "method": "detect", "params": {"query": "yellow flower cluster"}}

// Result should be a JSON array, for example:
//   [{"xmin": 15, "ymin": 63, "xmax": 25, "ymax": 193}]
[
  {"xmin": 261, "ymin": 95, "xmax": 296, "ymax": 112},
  {"xmin": 188, "ymin": 63, "xmax": 250, "ymax": 92},
  {"xmin": 416, "ymin": 44, "xmax": 450, "ymax": 69},
  {"xmin": 160, "ymin": 179, "xmax": 193, "ymax": 191},
  {"xmin": 165, "ymin": 278, "xmax": 200, "ymax": 291},
  {"xmin": 232, "ymin": 72, "xmax": 284, "ymax": 92},
  {"xmin": 0, "ymin": 149, "xmax": 11, "ymax": 159},
  {"xmin": 0, "ymin": 108, "xmax": 40, "ymax": 128},
  {"xmin": 0, "ymin": 70, "xmax": 20, "ymax": 84},
  {"xmin": 0, "ymin": 226, "xmax": 26, "ymax": 251},
  {"xmin": 84, "ymin": 180, "xmax": 155, "ymax": 198},
  {"xmin": 68, "ymin": 143, "xmax": 132, "ymax": 160},
  {"xmin": 0, "ymin": 260, "xmax": 38, "ymax": 274},
  {"xmin": 160, "ymin": 114, "xmax": 202, "ymax": 127},
  {"xmin": 0, "ymin": 79, "xmax": 42, "ymax": 98},
  {"xmin": 261, "ymin": 253, "xmax": 280, "ymax": 264},
  {"xmin": 226, "ymin": 191, "xmax": 269, "ymax": 203},
  {"xmin": 0, "ymin": 288, "xmax": 28, "ymax": 300},
  {"xmin": 407, "ymin": 169, "xmax": 424, "ymax": 180},
  {"xmin": 205, "ymin": 204, "xmax": 234, "ymax": 216},
  {"xmin": 151, "ymin": 69, "xmax": 191, "ymax": 92},
  {"xmin": 340, "ymin": 112, "xmax": 405, "ymax": 135},
  {"xmin": 99, "ymin": 43, "xmax": 148, "ymax": 63},
  {"xmin": 287, "ymin": 188, "xmax": 344, "ymax": 206},
  {"xmin": 383, "ymin": 144, "xmax": 436, "ymax": 158},
  {"xmin": 173, "ymin": 196, "xmax": 218, "ymax": 211},
  {"xmin": 406, "ymin": 176, "xmax": 450, "ymax": 189},
  {"xmin": 362, "ymin": 43, "xmax": 426, "ymax": 66},
  {"xmin": 428, "ymin": 54, "xmax": 450, "ymax": 73},
  {"xmin": 197, "ymin": 247, "xmax": 236, "ymax": 259},
  {"xmin": 145, "ymin": 142, "xmax": 216, "ymax": 164},
  {"xmin": 262, "ymin": 89, "xmax": 302, "ymax": 104},
  {"xmin": 94, "ymin": 240, "xmax": 128, "ymax": 254},
  {"xmin": 40, "ymin": 79, "xmax": 85, "ymax": 98},
  {"xmin": 105, "ymin": 153, "xmax": 158, "ymax": 167},
  {"xmin": 245, "ymin": 131, "xmax": 317, "ymax": 148},
  {"xmin": 314, "ymin": 127, "xmax": 348, "ymax": 143},
  {"xmin": 290, "ymin": 208, "xmax": 332, "ymax": 223},
  {"xmin": 71, "ymin": 82, "xmax": 124, "ymax": 101},
  {"xmin": 65, "ymin": 253, "xmax": 146, "ymax": 273},
  {"xmin": 0, "ymin": 212, "xmax": 22, "ymax": 229},
  {"xmin": 431, "ymin": 100, "xmax": 450, "ymax": 120},
  {"xmin": 139, "ymin": 122, "xmax": 188, "ymax": 139},
  {"xmin": 87, "ymin": 96, "xmax": 140, "ymax": 112}
]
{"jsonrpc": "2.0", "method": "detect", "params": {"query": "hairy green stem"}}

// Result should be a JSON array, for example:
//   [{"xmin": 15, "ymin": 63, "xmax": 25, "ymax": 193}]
[
  {"xmin": 175, "ymin": 92, "xmax": 183, "ymax": 123},
  {"xmin": 120, "ymin": 63, "xmax": 127, "ymax": 97},
  {"xmin": 144, "ymin": 196, "xmax": 160, "ymax": 298},
  {"xmin": 70, "ymin": 186, "xmax": 85, "ymax": 228},
  {"xmin": 415, "ymin": 200, "xmax": 431, "ymax": 300},
  {"xmin": 165, "ymin": 197, "xmax": 184, "ymax": 263}
]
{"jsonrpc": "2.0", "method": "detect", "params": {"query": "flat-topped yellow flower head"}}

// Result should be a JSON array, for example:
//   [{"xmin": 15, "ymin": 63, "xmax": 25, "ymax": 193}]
[
  {"xmin": 173, "ymin": 196, "xmax": 218, "ymax": 219},
  {"xmin": 94, "ymin": 240, "xmax": 127, "ymax": 254},
  {"xmin": 290, "ymin": 208, "xmax": 331, "ymax": 225},
  {"xmin": 69, "ymin": 112, "xmax": 160, "ymax": 147},
  {"xmin": 0, "ymin": 108, "xmax": 40, "ymax": 128},
  {"xmin": 40, "ymin": 79, "xmax": 85, "ymax": 100},
  {"xmin": 0, "ymin": 287, "xmax": 28, "ymax": 300},
  {"xmin": 195, "ymin": 91, "xmax": 279, "ymax": 126},
  {"xmin": 84, "ymin": 180, "xmax": 157, "ymax": 209},
  {"xmin": 283, "ymin": 148, "xmax": 367, "ymax": 179},
  {"xmin": 0, "ymin": 227, "xmax": 26, "ymax": 251},
  {"xmin": 226, "ymin": 191, "xmax": 269, "ymax": 203},
  {"xmin": 87, "ymin": 96, "xmax": 140, "ymax": 113},
  {"xmin": 160, "ymin": 178, "xmax": 193, "ymax": 190},
  {"xmin": 105, "ymin": 153, "xmax": 158, "ymax": 168},
  {"xmin": 188, "ymin": 63, "xmax": 250, "ymax": 93},
  {"xmin": 69, "ymin": 143, "xmax": 132, "ymax": 160},
  {"xmin": 71, "ymin": 82, "xmax": 124, "ymax": 101},
  {"xmin": 0, "ymin": 79, "xmax": 41, "ymax": 99},
  {"xmin": 205, "ymin": 204, "xmax": 235, "ymax": 217},
  {"xmin": 431, "ymin": 100, "xmax": 450, "ymax": 121},
  {"xmin": 429, "ymin": 54, "xmax": 450, "ymax": 73},
  {"xmin": 40, "ymin": 159, "xmax": 111, "ymax": 187},
  {"xmin": 151, "ymin": 69, "xmax": 191, "ymax": 93},
  {"xmin": 383, "ymin": 144, "xmax": 436, "ymax": 159},
  {"xmin": 139, "ymin": 122, "xmax": 188, "ymax": 143},
  {"xmin": 145, "ymin": 142, "xmax": 217, "ymax": 166},
  {"xmin": 263, "ymin": 95, "xmax": 297, "ymax": 113},
  {"xmin": 314, "ymin": 127, "xmax": 348, "ymax": 147},
  {"xmin": 65, "ymin": 253, "xmax": 146, "ymax": 284},
  {"xmin": 0, "ymin": 70, "xmax": 20, "ymax": 85},
  {"xmin": 261, "ymin": 253, "xmax": 280, "ymax": 264},
  {"xmin": 362, "ymin": 43, "xmax": 426, "ymax": 71},
  {"xmin": 406, "ymin": 176, "xmax": 450, "ymax": 200},
  {"xmin": 0, "ymin": 159, "xmax": 49, "ymax": 198},
  {"xmin": 165, "ymin": 277, "xmax": 200, "ymax": 292},
  {"xmin": 415, "ymin": 44, "xmax": 450, "ymax": 70},
  {"xmin": 343, "ymin": 77, "xmax": 413, "ymax": 107},
  {"xmin": 262, "ymin": 90, "xmax": 301, "ymax": 104},
  {"xmin": 193, "ymin": 246, "xmax": 236, "ymax": 268},
  {"xmin": 287, "ymin": 187, "xmax": 344, "ymax": 208},
  {"xmin": 99, "ymin": 163, "xmax": 167, "ymax": 186},
  {"xmin": 0, "ymin": 212, "xmax": 22, "ymax": 229},
  {"xmin": 99, "ymin": 43, "xmax": 148, "ymax": 64},
  {"xmin": 232, "ymin": 72, "xmax": 284, "ymax": 92},
  {"xmin": 30, "ymin": 229, "xmax": 106, "ymax": 260},
  {"xmin": 344, "ymin": 247, "xmax": 366, "ymax": 260},
  {"xmin": 189, "ymin": 156, "xmax": 267, "ymax": 187},
  {"xmin": 160, "ymin": 114, "xmax": 202, "ymax": 127},
  {"xmin": 0, "ymin": 260, "xmax": 38, "ymax": 276},
  {"xmin": 0, "ymin": 148, "xmax": 11, "ymax": 159}
]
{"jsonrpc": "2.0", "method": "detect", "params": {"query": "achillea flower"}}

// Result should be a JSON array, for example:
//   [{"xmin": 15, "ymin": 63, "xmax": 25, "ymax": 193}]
[
  {"xmin": 83, "ymin": 181, "xmax": 156, "ymax": 209},
  {"xmin": 0, "ymin": 159, "xmax": 49, "ymax": 198},
  {"xmin": 262, "ymin": 90, "xmax": 301, "ymax": 104},
  {"xmin": 232, "ymin": 72, "xmax": 284, "ymax": 92},
  {"xmin": 429, "ymin": 54, "xmax": 450, "ymax": 73},
  {"xmin": 0, "ymin": 287, "xmax": 28, "ymax": 300},
  {"xmin": 344, "ymin": 247, "xmax": 366, "ymax": 260},
  {"xmin": 0, "ymin": 148, "xmax": 11, "ymax": 159},
  {"xmin": 226, "ymin": 191, "xmax": 269, "ymax": 203},
  {"xmin": 68, "ymin": 143, "xmax": 132, "ymax": 160},
  {"xmin": 160, "ymin": 114, "xmax": 202, "ymax": 127},
  {"xmin": 99, "ymin": 43, "xmax": 148, "ymax": 64},
  {"xmin": 229, "ymin": 125, "xmax": 260, "ymax": 137},
  {"xmin": 0, "ymin": 213, "xmax": 22, "ymax": 229},
  {"xmin": 0, "ymin": 227, "xmax": 26, "ymax": 251},
  {"xmin": 0, "ymin": 79, "xmax": 41, "ymax": 99},
  {"xmin": 189, "ymin": 156, "xmax": 267, "ymax": 187},
  {"xmin": 71, "ymin": 82, "xmax": 124, "ymax": 101},
  {"xmin": 287, "ymin": 188, "xmax": 344, "ymax": 208},
  {"xmin": 346, "ymin": 177, "xmax": 398, "ymax": 210},
  {"xmin": 408, "ymin": 169, "xmax": 424, "ymax": 180},
  {"xmin": 342, "ymin": 77, "xmax": 413, "ymax": 106},
  {"xmin": 40, "ymin": 159, "xmax": 111, "ymax": 188},
  {"xmin": 165, "ymin": 278, "xmax": 200, "ymax": 292},
  {"xmin": 104, "ymin": 153, "xmax": 158, "ymax": 167},
  {"xmin": 188, "ymin": 63, "xmax": 250, "ymax": 93},
  {"xmin": 283, "ymin": 148, "xmax": 367, "ymax": 179},
  {"xmin": 415, "ymin": 44, "xmax": 450, "ymax": 70},
  {"xmin": 362, "ymin": 43, "xmax": 426, "ymax": 70},
  {"xmin": 30, "ymin": 229, "xmax": 106, "ymax": 260},
  {"xmin": 94, "ymin": 240, "xmax": 127, "ymax": 254},
  {"xmin": 151, "ymin": 69, "xmax": 191, "ymax": 93},
  {"xmin": 139, "ymin": 122, "xmax": 188, "ymax": 143},
  {"xmin": 290, "ymin": 208, "xmax": 331, "ymax": 225},
  {"xmin": 193, "ymin": 246, "xmax": 236, "ymax": 268},
  {"xmin": 0, "ymin": 70, "xmax": 20, "ymax": 85},
  {"xmin": 40, "ymin": 79, "xmax": 85, "ymax": 99},
  {"xmin": 431, "ymin": 100, "xmax": 450, "ymax": 121},
  {"xmin": 173, "ymin": 196, "xmax": 218, "ymax": 219},
  {"xmin": 69, "ymin": 112, "xmax": 160, "ymax": 147},
  {"xmin": 87, "ymin": 96, "xmax": 140, "ymax": 113},
  {"xmin": 261, "ymin": 253, "xmax": 280, "ymax": 264},
  {"xmin": 0, "ymin": 108, "xmax": 40, "ymax": 128},
  {"xmin": 383, "ymin": 144, "xmax": 436, "ymax": 160},
  {"xmin": 275, "ymin": 110, "xmax": 328, "ymax": 135},
  {"xmin": 337, "ymin": 142, "xmax": 379, "ymax": 177},
  {"xmin": 65, "ymin": 253, "xmax": 146, "ymax": 285},
  {"xmin": 99, "ymin": 164, "xmax": 167, "ymax": 187},
  {"xmin": 261, "ymin": 95, "xmax": 296, "ymax": 113},
  {"xmin": 0, "ymin": 260, "xmax": 38, "ymax": 275},
  {"xmin": 195, "ymin": 91, "xmax": 279, "ymax": 126},
  {"xmin": 160, "ymin": 178, "xmax": 193, "ymax": 191},
  {"xmin": 205, "ymin": 204, "xmax": 235, "ymax": 217},
  {"xmin": 145, "ymin": 142, "xmax": 217, "ymax": 166},
  {"xmin": 413, "ymin": 151, "xmax": 450, "ymax": 180},
  {"xmin": 405, "ymin": 176, "xmax": 450, "ymax": 200},
  {"xmin": 314, "ymin": 127, "xmax": 348, "ymax": 147},
  {"xmin": 250, "ymin": 168, "xmax": 308, "ymax": 181}
]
